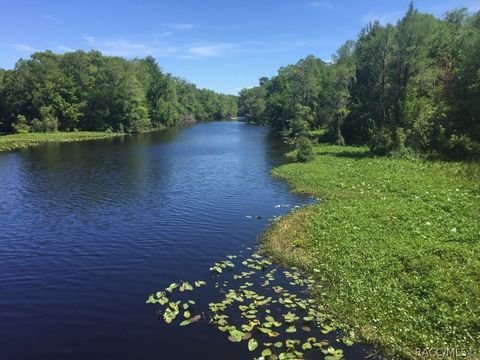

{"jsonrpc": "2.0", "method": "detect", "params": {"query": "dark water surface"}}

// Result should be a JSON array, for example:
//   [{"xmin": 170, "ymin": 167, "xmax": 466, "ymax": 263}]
[{"xmin": 0, "ymin": 122, "xmax": 369, "ymax": 359}]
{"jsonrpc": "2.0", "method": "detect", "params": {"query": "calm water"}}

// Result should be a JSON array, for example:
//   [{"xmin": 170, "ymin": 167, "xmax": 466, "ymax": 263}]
[{"xmin": 0, "ymin": 122, "xmax": 369, "ymax": 359}]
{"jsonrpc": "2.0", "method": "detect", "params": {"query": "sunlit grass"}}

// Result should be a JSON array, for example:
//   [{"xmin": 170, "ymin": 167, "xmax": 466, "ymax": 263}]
[
  {"xmin": 0, "ymin": 132, "xmax": 122, "ymax": 152},
  {"xmin": 262, "ymin": 144, "xmax": 480, "ymax": 359}
]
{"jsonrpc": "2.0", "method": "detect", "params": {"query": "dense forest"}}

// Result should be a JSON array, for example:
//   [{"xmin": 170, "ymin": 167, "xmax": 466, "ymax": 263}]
[
  {"xmin": 0, "ymin": 51, "xmax": 237, "ymax": 134},
  {"xmin": 239, "ymin": 5, "xmax": 480, "ymax": 160}
]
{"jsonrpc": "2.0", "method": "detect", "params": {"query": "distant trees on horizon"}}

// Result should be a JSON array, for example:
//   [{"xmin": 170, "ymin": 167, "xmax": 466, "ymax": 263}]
[{"xmin": 0, "ymin": 51, "xmax": 238, "ymax": 134}]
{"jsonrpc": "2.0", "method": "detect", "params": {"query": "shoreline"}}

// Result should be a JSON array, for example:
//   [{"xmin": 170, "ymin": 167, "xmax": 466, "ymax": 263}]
[
  {"xmin": 0, "ymin": 126, "xmax": 173, "ymax": 153},
  {"xmin": 261, "ymin": 144, "xmax": 480, "ymax": 359},
  {"xmin": 0, "ymin": 131, "xmax": 125, "ymax": 153}
]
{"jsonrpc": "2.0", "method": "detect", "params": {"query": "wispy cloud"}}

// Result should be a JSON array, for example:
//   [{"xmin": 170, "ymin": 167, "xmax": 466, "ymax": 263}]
[
  {"xmin": 163, "ymin": 23, "xmax": 237, "ymax": 31},
  {"xmin": 361, "ymin": 10, "xmax": 404, "ymax": 25},
  {"xmin": 164, "ymin": 23, "xmax": 196, "ymax": 30},
  {"xmin": 41, "ymin": 13, "xmax": 60, "ymax": 22},
  {"xmin": 308, "ymin": 1, "xmax": 334, "ymax": 9},
  {"xmin": 187, "ymin": 43, "xmax": 241, "ymax": 57},
  {"xmin": 81, "ymin": 33, "xmax": 326, "ymax": 59},
  {"xmin": 12, "ymin": 43, "xmax": 38, "ymax": 52},
  {"xmin": 83, "ymin": 35, "xmax": 170, "ymax": 57}
]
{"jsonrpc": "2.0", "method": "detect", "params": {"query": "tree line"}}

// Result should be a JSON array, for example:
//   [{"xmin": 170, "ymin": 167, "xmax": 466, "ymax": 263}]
[
  {"xmin": 0, "ymin": 51, "xmax": 238, "ymax": 134},
  {"xmin": 239, "ymin": 5, "xmax": 480, "ymax": 160}
]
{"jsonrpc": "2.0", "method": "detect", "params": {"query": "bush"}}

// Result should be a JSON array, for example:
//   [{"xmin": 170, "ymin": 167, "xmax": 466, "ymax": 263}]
[
  {"xmin": 30, "ymin": 118, "xmax": 43, "ymax": 132},
  {"xmin": 370, "ymin": 128, "xmax": 396, "ymax": 155},
  {"xmin": 11, "ymin": 114, "xmax": 30, "ymax": 134},
  {"xmin": 296, "ymin": 136, "xmax": 315, "ymax": 163},
  {"xmin": 445, "ymin": 134, "xmax": 480, "ymax": 160},
  {"xmin": 39, "ymin": 106, "xmax": 59, "ymax": 132}
]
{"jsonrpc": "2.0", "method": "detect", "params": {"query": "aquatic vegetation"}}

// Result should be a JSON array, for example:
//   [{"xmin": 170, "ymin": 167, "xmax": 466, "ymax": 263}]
[
  {"xmin": 209, "ymin": 259, "xmax": 235, "ymax": 274},
  {"xmin": 146, "ymin": 251, "xmax": 351, "ymax": 359},
  {"xmin": 0, "ymin": 132, "xmax": 122, "ymax": 152},
  {"xmin": 263, "ymin": 144, "xmax": 480, "ymax": 359}
]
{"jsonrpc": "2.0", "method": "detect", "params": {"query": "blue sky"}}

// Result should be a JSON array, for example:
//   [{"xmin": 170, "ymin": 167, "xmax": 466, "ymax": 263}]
[{"xmin": 1, "ymin": 0, "xmax": 479, "ymax": 94}]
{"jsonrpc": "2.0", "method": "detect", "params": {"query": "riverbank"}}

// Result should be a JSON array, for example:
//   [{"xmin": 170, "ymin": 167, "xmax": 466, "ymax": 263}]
[
  {"xmin": 0, "ymin": 132, "xmax": 124, "ymax": 152},
  {"xmin": 261, "ymin": 145, "xmax": 480, "ymax": 359}
]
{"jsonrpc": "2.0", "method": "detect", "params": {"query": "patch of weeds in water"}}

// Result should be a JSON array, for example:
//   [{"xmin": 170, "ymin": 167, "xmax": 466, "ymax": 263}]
[{"xmin": 146, "ymin": 251, "xmax": 353, "ymax": 359}]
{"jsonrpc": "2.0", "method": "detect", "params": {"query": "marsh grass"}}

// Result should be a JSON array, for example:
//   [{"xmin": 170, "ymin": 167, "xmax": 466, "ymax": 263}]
[
  {"xmin": 262, "ymin": 145, "xmax": 480, "ymax": 359},
  {"xmin": 0, "ymin": 132, "xmax": 122, "ymax": 152}
]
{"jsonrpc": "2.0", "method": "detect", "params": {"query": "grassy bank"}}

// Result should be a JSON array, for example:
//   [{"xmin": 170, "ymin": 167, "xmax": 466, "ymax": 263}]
[
  {"xmin": 262, "ymin": 145, "xmax": 480, "ymax": 359},
  {"xmin": 0, "ymin": 132, "xmax": 123, "ymax": 152}
]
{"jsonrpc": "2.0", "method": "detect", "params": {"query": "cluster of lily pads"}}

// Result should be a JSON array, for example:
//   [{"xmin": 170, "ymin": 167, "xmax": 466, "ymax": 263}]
[{"xmin": 146, "ymin": 251, "xmax": 349, "ymax": 360}]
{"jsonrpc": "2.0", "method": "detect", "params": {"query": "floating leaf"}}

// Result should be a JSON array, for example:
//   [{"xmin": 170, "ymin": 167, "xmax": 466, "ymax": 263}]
[
  {"xmin": 258, "ymin": 327, "xmax": 272, "ymax": 335},
  {"xmin": 324, "ymin": 347, "xmax": 344, "ymax": 360},
  {"xmin": 146, "ymin": 294, "xmax": 157, "ymax": 304},
  {"xmin": 283, "ymin": 312, "xmax": 299, "ymax": 323},
  {"xmin": 273, "ymin": 286, "xmax": 283, "ymax": 293},
  {"xmin": 179, "ymin": 282, "xmax": 194, "ymax": 292},
  {"xmin": 228, "ymin": 329, "xmax": 244, "ymax": 342},
  {"xmin": 248, "ymin": 338, "xmax": 258, "ymax": 351},
  {"xmin": 262, "ymin": 348, "xmax": 272, "ymax": 357},
  {"xmin": 302, "ymin": 342, "xmax": 312, "ymax": 350},
  {"xmin": 285, "ymin": 325, "xmax": 296, "ymax": 333},
  {"xmin": 265, "ymin": 315, "xmax": 275, "ymax": 323},
  {"xmin": 194, "ymin": 280, "xmax": 206, "ymax": 287},
  {"xmin": 242, "ymin": 332, "xmax": 252, "ymax": 341},
  {"xmin": 210, "ymin": 266, "xmax": 222, "ymax": 273},
  {"xmin": 321, "ymin": 324, "xmax": 335, "ymax": 334},
  {"xmin": 190, "ymin": 314, "xmax": 202, "ymax": 323},
  {"xmin": 166, "ymin": 283, "xmax": 179, "ymax": 293},
  {"xmin": 242, "ymin": 322, "xmax": 258, "ymax": 332}
]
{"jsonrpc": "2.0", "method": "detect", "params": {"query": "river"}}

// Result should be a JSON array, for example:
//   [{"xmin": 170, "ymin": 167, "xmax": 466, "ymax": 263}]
[{"xmin": 0, "ymin": 121, "xmax": 370, "ymax": 359}]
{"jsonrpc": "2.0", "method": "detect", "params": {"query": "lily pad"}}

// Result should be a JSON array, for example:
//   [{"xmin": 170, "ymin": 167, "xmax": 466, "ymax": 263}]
[{"xmin": 248, "ymin": 338, "xmax": 258, "ymax": 351}]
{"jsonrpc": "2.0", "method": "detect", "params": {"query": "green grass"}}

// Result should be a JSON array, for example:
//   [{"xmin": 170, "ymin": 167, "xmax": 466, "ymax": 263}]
[
  {"xmin": 0, "ymin": 131, "xmax": 122, "ymax": 152},
  {"xmin": 262, "ymin": 145, "xmax": 480, "ymax": 359},
  {"xmin": 307, "ymin": 128, "xmax": 327, "ymax": 142}
]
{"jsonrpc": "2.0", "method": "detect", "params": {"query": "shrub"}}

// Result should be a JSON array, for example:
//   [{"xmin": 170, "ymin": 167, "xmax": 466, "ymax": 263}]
[
  {"xmin": 296, "ymin": 136, "xmax": 315, "ymax": 162},
  {"xmin": 370, "ymin": 127, "xmax": 395, "ymax": 155},
  {"xmin": 39, "ymin": 106, "xmax": 59, "ymax": 132},
  {"xmin": 11, "ymin": 114, "xmax": 30, "ymax": 134}
]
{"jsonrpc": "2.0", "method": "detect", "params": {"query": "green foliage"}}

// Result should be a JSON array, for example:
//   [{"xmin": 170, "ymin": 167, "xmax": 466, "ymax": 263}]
[
  {"xmin": 0, "ymin": 51, "xmax": 237, "ymax": 135},
  {"xmin": 264, "ymin": 144, "xmax": 480, "ymax": 359},
  {"xmin": 29, "ymin": 106, "xmax": 59, "ymax": 132},
  {"xmin": 11, "ymin": 114, "xmax": 30, "ymax": 134},
  {"xmin": 238, "ymin": 85, "xmax": 266, "ymax": 124},
  {"xmin": 370, "ymin": 127, "xmax": 395, "ymax": 155},
  {"xmin": 238, "ymin": 6, "xmax": 480, "ymax": 160},
  {"xmin": 295, "ymin": 136, "xmax": 315, "ymax": 163}
]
